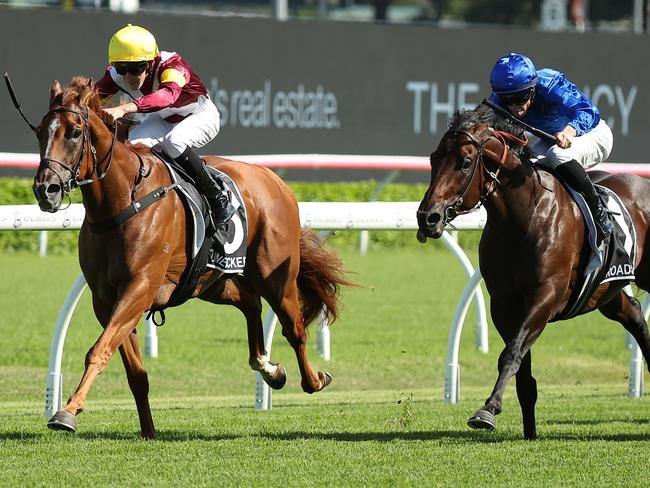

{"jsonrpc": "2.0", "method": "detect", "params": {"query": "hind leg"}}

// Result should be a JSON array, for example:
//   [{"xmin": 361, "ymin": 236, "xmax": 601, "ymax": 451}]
[
  {"xmin": 244, "ymin": 236, "xmax": 330, "ymax": 393},
  {"xmin": 599, "ymin": 290, "xmax": 650, "ymax": 370},
  {"xmin": 199, "ymin": 276, "xmax": 287, "ymax": 389},
  {"xmin": 272, "ymin": 281, "xmax": 331, "ymax": 393}
]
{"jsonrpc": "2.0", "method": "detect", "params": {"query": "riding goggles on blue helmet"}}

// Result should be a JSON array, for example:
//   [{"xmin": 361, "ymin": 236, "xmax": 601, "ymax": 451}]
[{"xmin": 497, "ymin": 88, "xmax": 535, "ymax": 106}]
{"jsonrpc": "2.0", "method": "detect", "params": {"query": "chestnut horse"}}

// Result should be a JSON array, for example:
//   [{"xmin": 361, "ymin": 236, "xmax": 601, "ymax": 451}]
[
  {"xmin": 417, "ymin": 105, "xmax": 650, "ymax": 439},
  {"xmin": 32, "ymin": 77, "xmax": 349, "ymax": 439}
]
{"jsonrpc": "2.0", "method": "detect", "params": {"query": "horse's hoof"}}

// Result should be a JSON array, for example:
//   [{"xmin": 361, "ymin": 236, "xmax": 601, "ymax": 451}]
[
  {"xmin": 47, "ymin": 410, "xmax": 77, "ymax": 433},
  {"xmin": 141, "ymin": 430, "xmax": 157, "ymax": 440},
  {"xmin": 318, "ymin": 371, "xmax": 333, "ymax": 390},
  {"xmin": 265, "ymin": 364, "xmax": 287, "ymax": 390},
  {"xmin": 467, "ymin": 409, "xmax": 496, "ymax": 431},
  {"xmin": 523, "ymin": 430, "xmax": 537, "ymax": 441}
]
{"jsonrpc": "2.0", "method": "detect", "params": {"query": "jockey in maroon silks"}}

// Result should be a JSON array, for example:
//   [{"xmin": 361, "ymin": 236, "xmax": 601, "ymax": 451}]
[{"xmin": 96, "ymin": 24, "xmax": 233, "ymax": 227}]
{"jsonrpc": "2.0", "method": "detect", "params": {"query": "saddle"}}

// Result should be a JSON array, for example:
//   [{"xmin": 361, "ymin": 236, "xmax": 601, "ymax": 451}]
[
  {"xmin": 149, "ymin": 153, "xmax": 249, "ymax": 320},
  {"xmin": 556, "ymin": 181, "xmax": 636, "ymax": 320}
]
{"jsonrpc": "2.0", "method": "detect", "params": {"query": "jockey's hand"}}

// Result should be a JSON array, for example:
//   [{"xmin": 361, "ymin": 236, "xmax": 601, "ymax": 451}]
[
  {"xmin": 554, "ymin": 126, "xmax": 577, "ymax": 149},
  {"xmin": 102, "ymin": 102, "xmax": 138, "ymax": 123}
]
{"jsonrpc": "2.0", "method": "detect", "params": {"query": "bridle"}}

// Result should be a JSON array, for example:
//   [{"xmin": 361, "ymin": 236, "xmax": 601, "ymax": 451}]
[
  {"xmin": 3, "ymin": 74, "xmax": 117, "ymax": 204},
  {"xmin": 39, "ymin": 106, "xmax": 118, "ymax": 200},
  {"xmin": 6, "ymin": 75, "xmax": 173, "ymax": 232},
  {"xmin": 438, "ymin": 128, "xmax": 527, "ymax": 226}
]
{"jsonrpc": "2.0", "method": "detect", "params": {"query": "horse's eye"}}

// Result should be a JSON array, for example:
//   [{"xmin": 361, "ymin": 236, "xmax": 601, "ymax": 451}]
[{"xmin": 69, "ymin": 127, "xmax": 82, "ymax": 139}]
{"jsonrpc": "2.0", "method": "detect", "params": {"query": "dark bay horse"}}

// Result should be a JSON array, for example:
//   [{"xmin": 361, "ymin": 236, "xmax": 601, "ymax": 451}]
[
  {"xmin": 32, "ymin": 77, "xmax": 350, "ymax": 439},
  {"xmin": 417, "ymin": 105, "xmax": 650, "ymax": 439}
]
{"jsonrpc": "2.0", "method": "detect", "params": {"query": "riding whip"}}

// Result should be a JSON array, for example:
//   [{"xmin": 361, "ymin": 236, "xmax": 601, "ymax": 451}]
[
  {"xmin": 482, "ymin": 98, "xmax": 557, "ymax": 144},
  {"xmin": 3, "ymin": 73, "xmax": 37, "ymax": 132}
]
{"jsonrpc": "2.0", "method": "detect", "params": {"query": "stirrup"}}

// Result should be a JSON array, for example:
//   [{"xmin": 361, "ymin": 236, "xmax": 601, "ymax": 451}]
[
  {"xmin": 594, "ymin": 209, "xmax": 613, "ymax": 243},
  {"xmin": 209, "ymin": 194, "xmax": 235, "ymax": 228}
]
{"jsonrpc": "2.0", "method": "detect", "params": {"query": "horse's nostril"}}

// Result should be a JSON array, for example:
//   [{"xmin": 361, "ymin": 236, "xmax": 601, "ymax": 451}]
[
  {"xmin": 46, "ymin": 184, "xmax": 61, "ymax": 196},
  {"xmin": 426, "ymin": 213, "xmax": 441, "ymax": 226}
]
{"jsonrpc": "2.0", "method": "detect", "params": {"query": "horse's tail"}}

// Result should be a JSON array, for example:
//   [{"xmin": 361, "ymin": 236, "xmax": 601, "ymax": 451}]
[{"xmin": 297, "ymin": 230, "xmax": 354, "ymax": 327}]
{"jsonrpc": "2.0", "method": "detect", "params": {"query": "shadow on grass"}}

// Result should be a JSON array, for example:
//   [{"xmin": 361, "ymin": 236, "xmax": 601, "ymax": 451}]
[
  {"xmin": 0, "ymin": 432, "xmax": 45, "ymax": 441},
  {"xmin": 1, "ymin": 428, "xmax": 648, "ymax": 443},
  {"xmin": 258, "ymin": 430, "xmax": 511, "ymax": 444},
  {"xmin": 545, "ymin": 417, "xmax": 650, "ymax": 426}
]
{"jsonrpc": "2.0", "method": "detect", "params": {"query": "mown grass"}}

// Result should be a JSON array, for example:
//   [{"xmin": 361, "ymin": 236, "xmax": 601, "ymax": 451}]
[{"xmin": 0, "ymin": 246, "xmax": 648, "ymax": 486}]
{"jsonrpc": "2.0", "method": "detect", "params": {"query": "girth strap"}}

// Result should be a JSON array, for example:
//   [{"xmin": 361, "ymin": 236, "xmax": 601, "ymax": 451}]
[{"xmin": 89, "ymin": 182, "xmax": 179, "ymax": 233}]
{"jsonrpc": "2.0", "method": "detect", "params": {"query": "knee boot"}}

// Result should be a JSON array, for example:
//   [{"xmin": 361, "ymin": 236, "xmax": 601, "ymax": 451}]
[
  {"xmin": 556, "ymin": 159, "xmax": 612, "ymax": 243},
  {"xmin": 174, "ymin": 147, "xmax": 235, "ymax": 227}
]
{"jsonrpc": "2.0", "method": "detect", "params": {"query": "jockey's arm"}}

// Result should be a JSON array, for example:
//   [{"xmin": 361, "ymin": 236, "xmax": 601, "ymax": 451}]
[{"xmin": 103, "ymin": 102, "xmax": 138, "ymax": 122}]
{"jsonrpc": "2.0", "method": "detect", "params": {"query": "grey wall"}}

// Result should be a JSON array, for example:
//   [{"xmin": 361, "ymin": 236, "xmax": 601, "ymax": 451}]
[{"xmin": 1, "ymin": 8, "xmax": 648, "ymax": 162}]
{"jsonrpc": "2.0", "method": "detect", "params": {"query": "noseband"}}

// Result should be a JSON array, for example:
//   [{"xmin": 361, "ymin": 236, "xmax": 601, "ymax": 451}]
[
  {"xmin": 39, "ymin": 106, "xmax": 117, "ymax": 198},
  {"xmin": 440, "ymin": 128, "xmax": 527, "ymax": 225}
]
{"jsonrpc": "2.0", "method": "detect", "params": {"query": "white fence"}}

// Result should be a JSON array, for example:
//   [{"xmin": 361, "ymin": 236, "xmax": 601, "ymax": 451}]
[{"xmin": 1, "ymin": 202, "xmax": 644, "ymax": 416}]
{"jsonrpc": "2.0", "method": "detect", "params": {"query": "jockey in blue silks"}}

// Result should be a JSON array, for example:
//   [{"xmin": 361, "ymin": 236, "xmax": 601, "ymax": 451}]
[{"xmin": 489, "ymin": 53, "xmax": 613, "ymax": 243}]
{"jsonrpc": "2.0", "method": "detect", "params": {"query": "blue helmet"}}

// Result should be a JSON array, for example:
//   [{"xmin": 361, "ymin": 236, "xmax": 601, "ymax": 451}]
[{"xmin": 490, "ymin": 53, "xmax": 539, "ymax": 94}]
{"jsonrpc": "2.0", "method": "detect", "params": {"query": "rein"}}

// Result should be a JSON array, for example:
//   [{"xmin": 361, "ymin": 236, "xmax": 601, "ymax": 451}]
[{"xmin": 442, "ymin": 128, "xmax": 527, "ymax": 226}]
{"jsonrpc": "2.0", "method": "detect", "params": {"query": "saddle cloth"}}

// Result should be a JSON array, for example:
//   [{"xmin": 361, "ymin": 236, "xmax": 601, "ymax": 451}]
[
  {"xmin": 145, "ymin": 158, "xmax": 249, "ymax": 315},
  {"xmin": 161, "ymin": 160, "xmax": 248, "ymax": 274},
  {"xmin": 557, "ymin": 184, "xmax": 636, "ymax": 320}
]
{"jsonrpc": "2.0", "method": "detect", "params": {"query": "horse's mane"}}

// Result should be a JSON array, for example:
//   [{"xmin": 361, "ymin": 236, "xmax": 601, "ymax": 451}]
[
  {"xmin": 59, "ymin": 77, "xmax": 114, "ymax": 128},
  {"xmin": 448, "ymin": 104, "xmax": 532, "ymax": 161}
]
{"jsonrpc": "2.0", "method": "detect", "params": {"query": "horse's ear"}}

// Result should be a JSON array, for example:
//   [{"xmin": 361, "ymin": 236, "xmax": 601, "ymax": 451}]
[
  {"xmin": 87, "ymin": 78, "xmax": 93, "ymax": 88},
  {"xmin": 50, "ymin": 80, "xmax": 63, "ymax": 103},
  {"xmin": 50, "ymin": 80, "xmax": 63, "ymax": 98}
]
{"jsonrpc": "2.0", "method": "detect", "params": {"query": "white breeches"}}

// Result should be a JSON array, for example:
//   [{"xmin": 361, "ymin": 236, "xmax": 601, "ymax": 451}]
[
  {"xmin": 529, "ymin": 120, "xmax": 613, "ymax": 169},
  {"xmin": 129, "ymin": 95, "xmax": 220, "ymax": 158}
]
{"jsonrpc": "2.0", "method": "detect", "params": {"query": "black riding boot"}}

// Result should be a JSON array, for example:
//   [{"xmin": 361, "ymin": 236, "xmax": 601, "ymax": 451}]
[
  {"xmin": 555, "ymin": 159, "xmax": 612, "ymax": 243},
  {"xmin": 174, "ymin": 147, "xmax": 235, "ymax": 227}
]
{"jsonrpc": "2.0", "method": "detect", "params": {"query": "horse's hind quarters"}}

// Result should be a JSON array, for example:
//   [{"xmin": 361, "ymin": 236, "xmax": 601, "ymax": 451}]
[
  {"xmin": 47, "ymin": 410, "xmax": 78, "ymax": 433},
  {"xmin": 467, "ymin": 409, "xmax": 496, "ymax": 431}
]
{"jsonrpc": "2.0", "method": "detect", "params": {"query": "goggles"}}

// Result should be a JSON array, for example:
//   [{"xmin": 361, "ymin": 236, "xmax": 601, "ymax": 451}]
[
  {"xmin": 498, "ymin": 89, "xmax": 534, "ymax": 106},
  {"xmin": 112, "ymin": 61, "xmax": 150, "ymax": 76}
]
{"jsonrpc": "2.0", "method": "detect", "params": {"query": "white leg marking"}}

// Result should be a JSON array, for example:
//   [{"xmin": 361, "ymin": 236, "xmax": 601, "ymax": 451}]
[{"xmin": 256, "ymin": 355, "xmax": 279, "ymax": 377}]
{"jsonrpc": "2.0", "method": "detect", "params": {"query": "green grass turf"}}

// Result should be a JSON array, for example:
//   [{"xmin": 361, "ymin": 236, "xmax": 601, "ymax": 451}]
[{"xmin": 0, "ymin": 246, "xmax": 648, "ymax": 486}]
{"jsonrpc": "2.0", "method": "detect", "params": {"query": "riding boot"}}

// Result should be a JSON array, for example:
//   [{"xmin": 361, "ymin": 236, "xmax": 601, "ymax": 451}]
[
  {"xmin": 174, "ymin": 147, "xmax": 235, "ymax": 227},
  {"xmin": 555, "ymin": 159, "xmax": 613, "ymax": 243}
]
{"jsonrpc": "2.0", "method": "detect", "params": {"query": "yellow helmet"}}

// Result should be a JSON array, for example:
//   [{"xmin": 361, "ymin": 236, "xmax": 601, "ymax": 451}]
[{"xmin": 108, "ymin": 24, "xmax": 158, "ymax": 63}]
